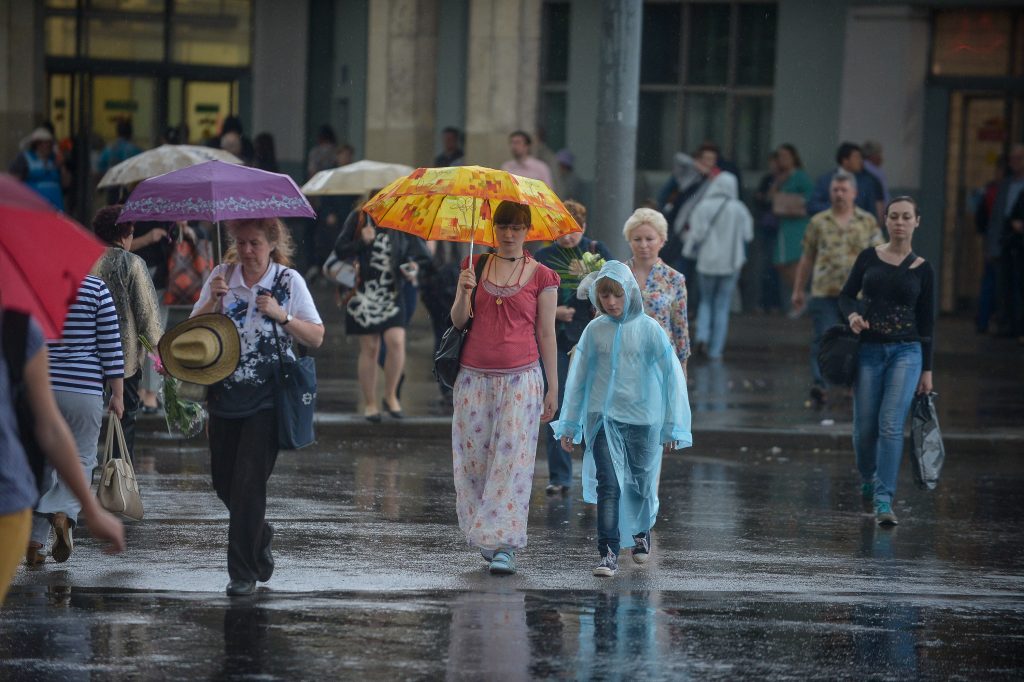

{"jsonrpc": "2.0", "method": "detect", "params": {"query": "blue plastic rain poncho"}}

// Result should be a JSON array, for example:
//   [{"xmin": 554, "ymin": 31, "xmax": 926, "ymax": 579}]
[{"xmin": 550, "ymin": 261, "xmax": 692, "ymax": 547}]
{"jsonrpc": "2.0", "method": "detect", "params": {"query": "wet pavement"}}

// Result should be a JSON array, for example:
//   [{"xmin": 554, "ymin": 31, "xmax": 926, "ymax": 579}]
[
  {"xmin": 4, "ymin": 437, "xmax": 1024, "ymax": 679},
  {"xmin": 3, "ymin": 295, "xmax": 1023, "ymax": 679}
]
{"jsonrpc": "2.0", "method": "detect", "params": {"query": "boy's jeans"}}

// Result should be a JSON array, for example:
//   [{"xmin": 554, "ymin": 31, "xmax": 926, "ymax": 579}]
[
  {"xmin": 591, "ymin": 422, "xmax": 657, "ymax": 556},
  {"xmin": 696, "ymin": 271, "xmax": 740, "ymax": 358},
  {"xmin": 853, "ymin": 342, "xmax": 922, "ymax": 505}
]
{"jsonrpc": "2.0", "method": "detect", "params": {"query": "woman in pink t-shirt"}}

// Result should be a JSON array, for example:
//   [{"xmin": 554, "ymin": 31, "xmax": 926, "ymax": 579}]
[{"xmin": 449, "ymin": 200, "xmax": 559, "ymax": 575}]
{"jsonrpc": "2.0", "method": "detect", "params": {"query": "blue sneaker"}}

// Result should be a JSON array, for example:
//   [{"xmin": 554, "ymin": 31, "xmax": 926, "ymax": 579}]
[
  {"xmin": 860, "ymin": 481, "xmax": 874, "ymax": 501},
  {"xmin": 489, "ymin": 550, "xmax": 516, "ymax": 575},
  {"xmin": 875, "ymin": 501, "xmax": 898, "ymax": 526},
  {"xmin": 480, "ymin": 548, "xmax": 495, "ymax": 563},
  {"xmin": 592, "ymin": 550, "xmax": 618, "ymax": 577},
  {"xmin": 631, "ymin": 533, "xmax": 651, "ymax": 565}
]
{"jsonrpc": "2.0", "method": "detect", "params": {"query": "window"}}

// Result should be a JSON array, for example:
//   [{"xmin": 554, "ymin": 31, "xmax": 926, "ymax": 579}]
[
  {"xmin": 43, "ymin": 0, "xmax": 253, "ymax": 68},
  {"xmin": 636, "ymin": 1, "xmax": 777, "ymax": 174},
  {"xmin": 539, "ymin": 1, "xmax": 570, "ymax": 152}
]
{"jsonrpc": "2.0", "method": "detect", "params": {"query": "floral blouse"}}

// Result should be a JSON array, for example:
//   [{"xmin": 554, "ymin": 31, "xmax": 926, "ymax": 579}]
[{"xmin": 631, "ymin": 259, "xmax": 690, "ymax": 364}]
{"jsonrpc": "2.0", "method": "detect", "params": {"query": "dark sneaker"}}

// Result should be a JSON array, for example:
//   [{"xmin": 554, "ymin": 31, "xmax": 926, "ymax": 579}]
[
  {"xmin": 25, "ymin": 542, "xmax": 46, "ymax": 567},
  {"xmin": 632, "ymin": 533, "xmax": 651, "ymax": 564},
  {"xmin": 489, "ymin": 550, "xmax": 516, "ymax": 575},
  {"xmin": 50, "ymin": 513, "xmax": 73, "ymax": 563},
  {"xmin": 809, "ymin": 385, "xmax": 827, "ymax": 409},
  {"xmin": 860, "ymin": 482, "xmax": 874, "ymax": 501},
  {"xmin": 480, "ymin": 548, "xmax": 495, "ymax": 563},
  {"xmin": 592, "ymin": 550, "xmax": 618, "ymax": 577},
  {"xmin": 875, "ymin": 501, "xmax": 898, "ymax": 526},
  {"xmin": 545, "ymin": 484, "xmax": 569, "ymax": 495},
  {"xmin": 226, "ymin": 579, "xmax": 256, "ymax": 597}
]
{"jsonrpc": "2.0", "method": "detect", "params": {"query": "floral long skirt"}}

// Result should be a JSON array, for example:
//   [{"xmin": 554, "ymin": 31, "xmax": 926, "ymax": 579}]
[{"xmin": 452, "ymin": 364, "xmax": 543, "ymax": 551}]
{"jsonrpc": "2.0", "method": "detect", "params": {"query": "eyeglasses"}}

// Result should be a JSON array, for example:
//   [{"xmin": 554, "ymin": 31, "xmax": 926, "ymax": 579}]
[{"xmin": 495, "ymin": 224, "xmax": 528, "ymax": 233}]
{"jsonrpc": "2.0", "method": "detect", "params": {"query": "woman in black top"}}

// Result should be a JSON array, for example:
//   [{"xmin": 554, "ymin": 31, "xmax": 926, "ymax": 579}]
[{"xmin": 840, "ymin": 196, "xmax": 935, "ymax": 527}]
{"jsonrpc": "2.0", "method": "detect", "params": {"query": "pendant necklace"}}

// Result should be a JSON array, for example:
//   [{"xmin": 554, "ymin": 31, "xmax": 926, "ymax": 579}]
[{"xmin": 492, "ymin": 254, "xmax": 525, "ymax": 305}]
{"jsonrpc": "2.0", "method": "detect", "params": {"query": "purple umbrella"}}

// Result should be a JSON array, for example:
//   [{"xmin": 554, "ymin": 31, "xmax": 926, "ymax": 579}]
[{"xmin": 118, "ymin": 160, "xmax": 316, "ymax": 224}]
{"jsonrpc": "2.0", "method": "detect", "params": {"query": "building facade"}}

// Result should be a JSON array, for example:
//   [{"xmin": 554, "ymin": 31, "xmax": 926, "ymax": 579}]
[{"xmin": 2, "ymin": 0, "xmax": 1021, "ymax": 312}]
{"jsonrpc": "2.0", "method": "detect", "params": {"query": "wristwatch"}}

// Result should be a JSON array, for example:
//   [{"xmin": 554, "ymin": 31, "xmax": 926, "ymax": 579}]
[{"xmin": 280, "ymin": 313, "xmax": 293, "ymax": 326}]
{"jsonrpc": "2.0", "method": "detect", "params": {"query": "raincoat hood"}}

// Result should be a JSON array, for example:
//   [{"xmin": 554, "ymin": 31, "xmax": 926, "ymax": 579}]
[
  {"xmin": 702, "ymin": 170, "xmax": 739, "ymax": 201},
  {"xmin": 588, "ymin": 260, "xmax": 644, "ymax": 323}
]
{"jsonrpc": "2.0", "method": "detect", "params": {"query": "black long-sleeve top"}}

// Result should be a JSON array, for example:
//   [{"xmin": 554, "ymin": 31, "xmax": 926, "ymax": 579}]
[{"xmin": 839, "ymin": 247, "xmax": 936, "ymax": 371}]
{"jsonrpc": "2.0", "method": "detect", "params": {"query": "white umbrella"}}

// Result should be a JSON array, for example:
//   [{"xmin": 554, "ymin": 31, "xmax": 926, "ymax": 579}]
[
  {"xmin": 97, "ymin": 144, "xmax": 243, "ymax": 189},
  {"xmin": 301, "ymin": 159, "xmax": 415, "ymax": 196}
]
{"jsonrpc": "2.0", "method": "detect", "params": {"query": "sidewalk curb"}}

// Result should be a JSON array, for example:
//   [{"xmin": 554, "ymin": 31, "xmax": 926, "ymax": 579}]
[{"xmin": 137, "ymin": 414, "xmax": 1024, "ymax": 456}]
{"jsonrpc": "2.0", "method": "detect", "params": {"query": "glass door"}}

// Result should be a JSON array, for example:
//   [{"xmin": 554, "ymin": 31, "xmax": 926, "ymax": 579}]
[
  {"xmin": 182, "ymin": 80, "xmax": 239, "ymax": 145},
  {"xmin": 941, "ymin": 93, "xmax": 1024, "ymax": 312}
]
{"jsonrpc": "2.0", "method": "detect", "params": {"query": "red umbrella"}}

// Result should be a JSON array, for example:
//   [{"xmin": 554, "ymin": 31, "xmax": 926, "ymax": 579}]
[{"xmin": 1, "ymin": 173, "xmax": 107, "ymax": 338}]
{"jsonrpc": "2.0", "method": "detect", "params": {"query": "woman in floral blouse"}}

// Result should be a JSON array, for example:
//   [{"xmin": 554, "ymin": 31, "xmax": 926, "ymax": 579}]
[{"xmin": 622, "ymin": 208, "xmax": 690, "ymax": 373}]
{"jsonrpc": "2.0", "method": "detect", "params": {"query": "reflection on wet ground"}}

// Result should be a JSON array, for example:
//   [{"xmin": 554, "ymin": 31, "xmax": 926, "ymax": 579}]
[
  {"xmin": 4, "ymin": 440, "xmax": 1024, "ymax": 678},
  {"xmin": 2, "ymin": 586, "xmax": 1022, "ymax": 679}
]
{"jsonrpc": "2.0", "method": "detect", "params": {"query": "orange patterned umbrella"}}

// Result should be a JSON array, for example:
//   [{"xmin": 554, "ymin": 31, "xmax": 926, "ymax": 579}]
[{"xmin": 361, "ymin": 165, "xmax": 581, "ymax": 251}]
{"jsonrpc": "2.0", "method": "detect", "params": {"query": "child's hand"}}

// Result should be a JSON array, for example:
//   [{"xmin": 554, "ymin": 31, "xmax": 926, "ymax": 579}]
[{"xmin": 560, "ymin": 435, "xmax": 574, "ymax": 453}]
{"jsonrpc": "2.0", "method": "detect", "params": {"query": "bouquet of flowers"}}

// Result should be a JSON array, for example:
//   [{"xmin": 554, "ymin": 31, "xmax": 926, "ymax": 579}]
[
  {"xmin": 139, "ymin": 335, "xmax": 207, "ymax": 438},
  {"xmin": 546, "ymin": 248, "xmax": 606, "ymax": 301}
]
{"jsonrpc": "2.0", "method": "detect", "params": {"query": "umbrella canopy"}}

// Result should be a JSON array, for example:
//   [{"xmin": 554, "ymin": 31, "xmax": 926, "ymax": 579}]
[
  {"xmin": 97, "ymin": 144, "xmax": 243, "ymax": 189},
  {"xmin": 118, "ymin": 160, "xmax": 316, "ymax": 224},
  {"xmin": 361, "ymin": 165, "xmax": 580, "ymax": 248},
  {"xmin": 1, "ymin": 175, "xmax": 107, "ymax": 338},
  {"xmin": 0, "ymin": 172, "xmax": 57, "ymax": 212},
  {"xmin": 301, "ymin": 160, "xmax": 415, "ymax": 196}
]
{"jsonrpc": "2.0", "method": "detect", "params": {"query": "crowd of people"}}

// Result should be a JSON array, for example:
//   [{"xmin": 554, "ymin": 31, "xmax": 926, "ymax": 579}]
[{"xmin": 1, "ymin": 117, "xmax": 959, "ymax": 597}]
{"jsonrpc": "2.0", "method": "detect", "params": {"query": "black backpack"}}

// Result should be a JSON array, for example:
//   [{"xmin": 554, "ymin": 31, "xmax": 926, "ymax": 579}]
[{"xmin": 2, "ymin": 309, "xmax": 46, "ymax": 490}]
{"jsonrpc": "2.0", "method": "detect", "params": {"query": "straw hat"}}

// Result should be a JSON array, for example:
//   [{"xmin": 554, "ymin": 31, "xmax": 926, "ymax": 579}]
[{"xmin": 158, "ymin": 314, "xmax": 241, "ymax": 385}]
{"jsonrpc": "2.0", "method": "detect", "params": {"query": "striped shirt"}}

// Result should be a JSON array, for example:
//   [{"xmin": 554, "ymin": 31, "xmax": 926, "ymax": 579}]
[{"xmin": 47, "ymin": 275, "xmax": 124, "ymax": 395}]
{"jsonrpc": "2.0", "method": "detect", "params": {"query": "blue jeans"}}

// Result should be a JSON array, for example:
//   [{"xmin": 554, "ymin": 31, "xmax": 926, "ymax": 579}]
[
  {"xmin": 853, "ymin": 342, "xmax": 922, "ymax": 505},
  {"xmin": 696, "ymin": 272, "xmax": 740, "ymax": 358},
  {"xmin": 592, "ymin": 422, "xmax": 656, "ymax": 556},
  {"xmin": 546, "ymin": 342, "xmax": 574, "ymax": 487},
  {"xmin": 808, "ymin": 296, "xmax": 843, "ymax": 387}
]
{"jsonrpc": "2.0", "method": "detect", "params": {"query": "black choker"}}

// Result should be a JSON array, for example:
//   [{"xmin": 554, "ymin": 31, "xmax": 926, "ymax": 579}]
[{"xmin": 493, "ymin": 254, "xmax": 526, "ymax": 262}]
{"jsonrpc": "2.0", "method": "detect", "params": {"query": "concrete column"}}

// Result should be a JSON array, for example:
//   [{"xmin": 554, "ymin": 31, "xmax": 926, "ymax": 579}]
[
  {"xmin": 464, "ymin": 0, "xmax": 542, "ymax": 168},
  {"xmin": 434, "ymin": 0, "xmax": 468, "ymax": 154},
  {"xmin": 0, "ymin": 1, "xmax": 44, "ymax": 165},
  {"xmin": 252, "ymin": 0, "xmax": 310, "ymax": 178},
  {"xmin": 591, "ymin": 0, "xmax": 641, "ymax": 254},
  {"xmin": 771, "ymin": 0, "xmax": 849, "ymax": 175},
  {"xmin": 837, "ymin": 4, "xmax": 929, "ymax": 191},
  {"xmin": 565, "ymin": 0, "xmax": 601, "ymax": 205},
  {"xmin": 365, "ymin": 0, "xmax": 439, "ymax": 167}
]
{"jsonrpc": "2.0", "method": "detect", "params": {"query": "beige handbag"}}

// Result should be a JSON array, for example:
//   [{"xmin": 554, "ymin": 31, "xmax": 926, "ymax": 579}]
[
  {"xmin": 96, "ymin": 412, "xmax": 144, "ymax": 521},
  {"xmin": 771, "ymin": 191, "xmax": 808, "ymax": 218}
]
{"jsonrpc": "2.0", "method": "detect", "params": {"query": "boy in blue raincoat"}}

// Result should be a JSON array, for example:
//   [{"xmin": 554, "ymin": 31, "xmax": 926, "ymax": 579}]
[{"xmin": 551, "ymin": 260, "xmax": 692, "ymax": 577}]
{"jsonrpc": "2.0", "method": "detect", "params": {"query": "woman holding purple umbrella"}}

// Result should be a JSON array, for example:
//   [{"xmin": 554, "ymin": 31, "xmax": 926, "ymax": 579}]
[{"xmin": 191, "ymin": 217, "xmax": 324, "ymax": 596}]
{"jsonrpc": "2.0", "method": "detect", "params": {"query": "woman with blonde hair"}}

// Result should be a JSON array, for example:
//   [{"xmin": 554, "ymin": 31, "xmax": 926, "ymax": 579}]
[
  {"xmin": 622, "ymin": 208, "xmax": 690, "ymax": 373},
  {"xmin": 192, "ymin": 217, "xmax": 324, "ymax": 596}
]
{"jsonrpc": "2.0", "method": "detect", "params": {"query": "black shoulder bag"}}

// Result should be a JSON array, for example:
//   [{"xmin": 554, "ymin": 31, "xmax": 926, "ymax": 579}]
[
  {"xmin": 433, "ymin": 254, "xmax": 490, "ymax": 391},
  {"xmin": 269, "ymin": 268, "xmax": 318, "ymax": 450},
  {"xmin": 818, "ymin": 251, "xmax": 916, "ymax": 387}
]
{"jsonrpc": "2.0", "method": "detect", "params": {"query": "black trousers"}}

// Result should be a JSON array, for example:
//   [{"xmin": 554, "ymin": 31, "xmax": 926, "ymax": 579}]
[
  {"xmin": 209, "ymin": 410, "xmax": 278, "ymax": 582},
  {"xmin": 120, "ymin": 370, "xmax": 142, "ymax": 458}
]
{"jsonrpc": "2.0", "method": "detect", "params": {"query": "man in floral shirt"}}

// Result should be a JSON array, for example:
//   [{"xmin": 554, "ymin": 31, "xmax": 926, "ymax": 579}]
[{"xmin": 792, "ymin": 170, "xmax": 882, "ymax": 406}]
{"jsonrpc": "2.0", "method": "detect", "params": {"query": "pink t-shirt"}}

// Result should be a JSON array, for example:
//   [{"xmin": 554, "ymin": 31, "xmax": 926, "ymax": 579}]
[{"xmin": 460, "ymin": 255, "xmax": 560, "ymax": 371}]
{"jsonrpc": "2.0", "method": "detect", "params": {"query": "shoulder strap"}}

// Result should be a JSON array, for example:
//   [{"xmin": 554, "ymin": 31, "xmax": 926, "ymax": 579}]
[
  {"xmin": 2, "ymin": 309, "xmax": 30, "ymax": 385},
  {"xmin": 897, "ymin": 251, "xmax": 917, "ymax": 274},
  {"xmin": 466, "ymin": 254, "xmax": 489, "ymax": 326}
]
